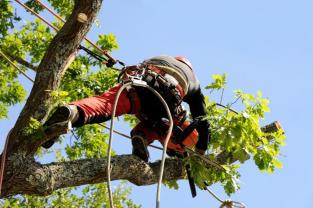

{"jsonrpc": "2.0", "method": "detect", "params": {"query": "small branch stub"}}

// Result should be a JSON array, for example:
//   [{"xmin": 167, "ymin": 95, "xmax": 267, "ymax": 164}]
[
  {"xmin": 77, "ymin": 13, "xmax": 88, "ymax": 23},
  {"xmin": 261, "ymin": 121, "xmax": 283, "ymax": 133}
]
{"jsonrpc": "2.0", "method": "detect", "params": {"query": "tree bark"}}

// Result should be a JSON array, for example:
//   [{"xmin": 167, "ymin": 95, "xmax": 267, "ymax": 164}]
[
  {"xmin": 1, "ymin": 155, "xmax": 184, "ymax": 197},
  {"xmin": 1, "ymin": 0, "xmax": 103, "ymax": 198}
]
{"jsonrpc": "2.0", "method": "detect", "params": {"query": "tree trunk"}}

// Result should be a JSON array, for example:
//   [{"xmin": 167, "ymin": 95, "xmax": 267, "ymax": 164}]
[{"xmin": 1, "ymin": 0, "xmax": 103, "ymax": 197}]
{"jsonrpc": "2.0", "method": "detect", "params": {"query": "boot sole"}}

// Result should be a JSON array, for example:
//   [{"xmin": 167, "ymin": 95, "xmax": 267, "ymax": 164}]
[
  {"xmin": 42, "ymin": 106, "xmax": 72, "ymax": 149},
  {"xmin": 132, "ymin": 136, "xmax": 149, "ymax": 162}
]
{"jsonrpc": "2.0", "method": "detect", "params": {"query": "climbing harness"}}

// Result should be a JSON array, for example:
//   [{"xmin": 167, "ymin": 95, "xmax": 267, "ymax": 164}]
[
  {"xmin": 14, "ymin": 0, "xmax": 123, "ymax": 69},
  {"xmin": 119, "ymin": 64, "xmax": 185, "ymax": 111}
]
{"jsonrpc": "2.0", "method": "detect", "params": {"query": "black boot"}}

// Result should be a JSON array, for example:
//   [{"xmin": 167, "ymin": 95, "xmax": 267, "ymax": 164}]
[
  {"xmin": 42, "ymin": 105, "xmax": 79, "ymax": 149},
  {"xmin": 132, "ymin": 135, "xmax": 149, "ymax": 162}
]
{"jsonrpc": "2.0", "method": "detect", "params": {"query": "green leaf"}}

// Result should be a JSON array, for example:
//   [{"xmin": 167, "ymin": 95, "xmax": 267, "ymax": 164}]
[
  {"xmin": 22, "ymin": 117, "xmax": 44, "ymax": 140},
  {"xmin": 272, "ymin": 159, "xmax": 283, "ymax": 169},
  {"xmin": 97, "ymin": 33, "xmax": 119, "ymax": 51},
  {"xmin": 205, "ymin": 73, "xmax": 227, "ymax": 91}
]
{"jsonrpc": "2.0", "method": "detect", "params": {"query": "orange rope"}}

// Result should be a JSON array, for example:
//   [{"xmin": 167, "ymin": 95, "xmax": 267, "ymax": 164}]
[
  {"xmin": 32, "ymin": 0, "xmax": 117, "ymax": 63},
  {"xmin": 15, "ymin": 0, "xmax": 59, "ymax": 32}
]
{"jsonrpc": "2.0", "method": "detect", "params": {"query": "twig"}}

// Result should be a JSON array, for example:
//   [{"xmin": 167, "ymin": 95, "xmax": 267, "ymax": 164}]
[
  {"xmin": 0, "ymin": 49, "xmax": 34, "ymax": 82},
  {"xmin": 214, "ymin": 103, "xmax": 239, "ymax": 114},
  {"xmin": 229, "ymin": 95, "xmax": 241, "ymax": 108},
  {"xmin": 220, "ymin": 88, "xmax": 224, "ymax": 104}
]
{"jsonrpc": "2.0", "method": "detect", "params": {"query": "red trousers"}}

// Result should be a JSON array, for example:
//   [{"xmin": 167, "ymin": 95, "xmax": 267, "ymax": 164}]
[{"xmin": 71, "ymin": 84, "xmax": 198, "ymax": 153}]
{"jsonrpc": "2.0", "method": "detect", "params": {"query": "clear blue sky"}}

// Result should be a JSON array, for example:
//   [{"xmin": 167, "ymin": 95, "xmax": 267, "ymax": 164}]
[{"xmin": 1, "ymin": 0, "xmax": 313, "ymax": 207}]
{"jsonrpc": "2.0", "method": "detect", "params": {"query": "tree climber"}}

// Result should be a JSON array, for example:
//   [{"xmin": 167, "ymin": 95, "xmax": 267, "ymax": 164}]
[{"xmin": 42, "ymin": 55, "xmax": 210, "ymax": 162}]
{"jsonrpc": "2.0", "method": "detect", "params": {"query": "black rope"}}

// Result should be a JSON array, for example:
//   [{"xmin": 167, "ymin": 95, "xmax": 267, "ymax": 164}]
[
  {"xmin": 78, "ymin": 45, "xmax": 108, "ymax": 63},
  {"xmin": 78, "ymin": 45, "xmax": 126, "ymax": 69}
]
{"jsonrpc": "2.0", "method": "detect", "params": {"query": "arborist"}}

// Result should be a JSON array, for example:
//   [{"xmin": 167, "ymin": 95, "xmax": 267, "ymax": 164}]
[{"xmin": 42, "ymin": 55, "xmax": 210, "ymax": 162}]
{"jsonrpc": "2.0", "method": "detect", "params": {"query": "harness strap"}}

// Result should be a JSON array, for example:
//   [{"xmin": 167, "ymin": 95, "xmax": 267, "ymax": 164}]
[
  {"xmin": 145, "ymin": 64, "xmax": 187, "ymax": 97},
  {"xmin": 126, "ymin": 85, "xmax": 141, "ymax": 114}
]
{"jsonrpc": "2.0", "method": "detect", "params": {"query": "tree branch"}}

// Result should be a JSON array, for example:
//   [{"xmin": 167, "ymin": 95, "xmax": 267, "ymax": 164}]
[
  {"xmin": 1, "ymin": 155, "xmax": 184, "ymax": 197},
  {"xmin": 4, "ymin": 51, "xmax": 38, "ymax": 72}
]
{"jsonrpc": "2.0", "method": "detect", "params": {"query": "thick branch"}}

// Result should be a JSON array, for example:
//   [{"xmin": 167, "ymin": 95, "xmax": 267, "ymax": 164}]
[{"xmin": 1, "ymin": 155, "xmax": 184, "ymax": 197}]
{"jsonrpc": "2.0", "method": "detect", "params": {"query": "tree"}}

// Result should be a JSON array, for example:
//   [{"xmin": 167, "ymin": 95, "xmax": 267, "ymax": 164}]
[{"xmin": 0, "ymin": 0, "xmax": 285, "ymax": 207}]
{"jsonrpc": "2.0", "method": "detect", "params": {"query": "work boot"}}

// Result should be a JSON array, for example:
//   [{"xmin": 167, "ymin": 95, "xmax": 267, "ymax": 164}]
[
  {"xmin": 41, "ymin": 105, "xmax": 79, "ymax": 149},
  {"xmin": 131, "ymin": 135, "xmax": 149, "ymax": 162}
]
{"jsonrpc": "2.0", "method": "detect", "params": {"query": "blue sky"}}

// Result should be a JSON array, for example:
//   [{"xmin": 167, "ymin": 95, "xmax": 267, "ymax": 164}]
[{"xmin": 1, "ymin": 0, "xmax": 313, "ymax": 207}]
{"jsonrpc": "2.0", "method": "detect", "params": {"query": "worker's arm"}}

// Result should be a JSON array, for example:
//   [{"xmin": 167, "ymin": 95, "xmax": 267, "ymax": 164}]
[{"xmin": 185, "ymin": 88, "xmax": 210, "ymax": 153}]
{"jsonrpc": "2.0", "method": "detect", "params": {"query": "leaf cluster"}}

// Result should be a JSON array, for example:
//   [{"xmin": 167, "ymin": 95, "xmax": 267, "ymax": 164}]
[
  {"xmin": 22, "ymin": 117, "xmax": 45, "ymax": 141},
  {"xmin": 185, "ymin": 74, "xmax": 285, "ymax": 195},
  {"xmin": 2, "ymin": 183, "xmax": 140, "ymax": 208},
  {"xmin": 0, "ymin": 0, "xmax": 21, "ymax": 38},
  {"xmin": 65, "ymin": 124, "xmax": 111, "ymax": 160}
]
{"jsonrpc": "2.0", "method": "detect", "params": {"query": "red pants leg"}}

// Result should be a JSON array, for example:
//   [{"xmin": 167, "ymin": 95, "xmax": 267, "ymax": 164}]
[
  {"xmin": 71, "ymin": 83, "xmax": 198, "ymax": 153},
  {"xmin": 71, "ymin": 84, "xmax": 140, "ymax": 126},
  {"xmin": 131, "ymin": 120, "xmax": 198, "ymax": 153}
]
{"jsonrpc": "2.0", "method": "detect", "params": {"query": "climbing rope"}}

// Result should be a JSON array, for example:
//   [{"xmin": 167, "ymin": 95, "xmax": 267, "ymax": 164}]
[
  {"xmin": 107, "ymin": 80, "xmax": 173, "ymax": 208},
  {"xmin": 14, "ymin": 0, "xmax": 122, "ymax": 68},
  {"xmin": 202, "ymin": 182, "xmax": 246, "ymax": 208},
  {"xmin": 106, "ymin": 82, "xmax": 131, "ymax": 208},
  {"xmin": 15, "ymin": 0, "xmax": 59, "ymax": 31},
  {"xmin": 32, "ymin": 0, "xmax": 120, "ymax": 65},
  {"xmin": 99, "ymin": 123, "xmax": 164, "ymax": 151}
]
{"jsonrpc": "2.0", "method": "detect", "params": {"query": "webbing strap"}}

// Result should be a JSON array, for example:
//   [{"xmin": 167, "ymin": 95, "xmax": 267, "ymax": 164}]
[{"xmin": 152, "ymin": 64, "xmax": 189, "ymax": 95}]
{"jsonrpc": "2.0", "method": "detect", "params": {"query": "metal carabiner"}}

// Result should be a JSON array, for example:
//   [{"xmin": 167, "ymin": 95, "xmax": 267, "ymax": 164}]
[{"xmin": 124, "ymin": 66, "xmax": 147, "ymax": 85}]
